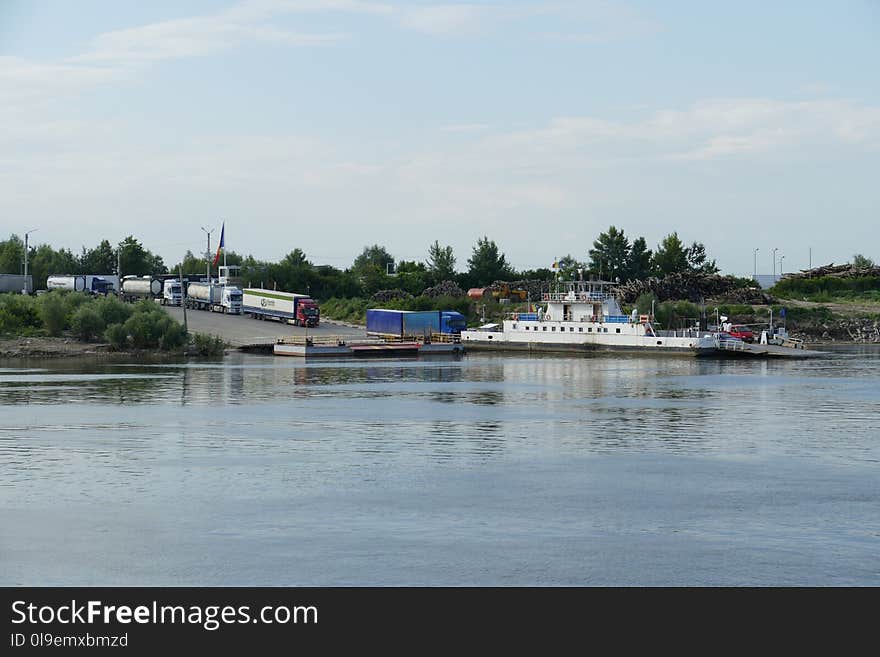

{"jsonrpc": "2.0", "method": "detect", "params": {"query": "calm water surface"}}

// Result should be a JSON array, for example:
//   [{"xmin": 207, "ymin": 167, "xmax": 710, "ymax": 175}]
[{"xmin": 1, "ymin": 347, "xmax": 878, "ymax": 585}]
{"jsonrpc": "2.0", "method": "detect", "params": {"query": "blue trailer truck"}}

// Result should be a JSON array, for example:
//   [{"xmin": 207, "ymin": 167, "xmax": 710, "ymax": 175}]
[{"xmin": 366, "ymin": 309, "xmax": 466, "ymax": 338}]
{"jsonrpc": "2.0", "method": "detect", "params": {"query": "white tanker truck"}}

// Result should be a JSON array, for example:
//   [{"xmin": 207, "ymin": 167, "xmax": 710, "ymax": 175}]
[
  {"xmin": 185, "ymin": 282, "xmax": 242, "ymax": 314},
  {"xmin": 119, "ymin": 276, "xmax": 163, "ymax": 303},
  {"xmin": 47, "ymin": 275, "xmax": 116, "ymax": 295}
]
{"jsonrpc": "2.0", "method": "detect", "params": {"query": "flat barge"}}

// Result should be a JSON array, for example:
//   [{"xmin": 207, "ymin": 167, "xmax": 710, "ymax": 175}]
[{"xmin": 273, "ymin": 336, "xmax": 464, "ymax": 358}]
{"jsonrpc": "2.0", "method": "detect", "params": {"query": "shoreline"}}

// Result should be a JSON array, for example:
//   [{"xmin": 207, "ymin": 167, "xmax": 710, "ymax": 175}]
[
  {"xmin": 1, "ymin": 335, "xmax": 877, "ymax": 360},
  {"xmin": 0, "ymin": 337, "xmax": 220, "ymax": 360}
]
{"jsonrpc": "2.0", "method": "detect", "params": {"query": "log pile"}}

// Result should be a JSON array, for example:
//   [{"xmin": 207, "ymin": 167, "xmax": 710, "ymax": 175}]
[
  {"xmin": 713, "ymin": 286, "xmax": 776, "ymax": 305},
  {"xmin": 783, "ymin": 263, "xmax": 880, "ymax": 279},
  {"xmin": 612, "ymin": 272, "xmax": 750, "ymax": 304},
  {"xmin": 422, "ymin": 280, "xmax": 465, "ymax": 298}
]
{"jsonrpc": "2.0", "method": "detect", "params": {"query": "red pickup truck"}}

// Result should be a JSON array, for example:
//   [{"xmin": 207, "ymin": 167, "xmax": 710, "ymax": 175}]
[{"xmin": 728, "ymin": 325, "xmax": 754, "ymax": 343}]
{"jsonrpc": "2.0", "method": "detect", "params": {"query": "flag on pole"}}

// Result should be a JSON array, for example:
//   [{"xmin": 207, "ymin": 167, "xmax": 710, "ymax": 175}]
[
  {"xmin": 212, "ymin": 222, "xmax": 225, "ymax": 267},
  {"xmin": 551, "ymin": 258, "xmax": 558, "ymax": 270}
]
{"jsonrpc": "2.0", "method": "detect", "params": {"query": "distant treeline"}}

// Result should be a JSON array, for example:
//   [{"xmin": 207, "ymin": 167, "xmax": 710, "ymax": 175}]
[{"xmin": 1, "ymin": 227, "xmax": 729, "ymax": 300}]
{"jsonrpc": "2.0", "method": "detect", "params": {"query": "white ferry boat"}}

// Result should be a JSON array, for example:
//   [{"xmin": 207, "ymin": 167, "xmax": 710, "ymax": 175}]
[{"xmin": 460, "ymin": 278, "xmax": 717, "ymax": 356}]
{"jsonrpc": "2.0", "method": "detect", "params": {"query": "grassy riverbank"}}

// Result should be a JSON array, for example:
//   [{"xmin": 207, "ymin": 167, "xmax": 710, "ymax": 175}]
[{"xmin": 0, "ymin": 292, "xmax": 227, "ymax": 357}]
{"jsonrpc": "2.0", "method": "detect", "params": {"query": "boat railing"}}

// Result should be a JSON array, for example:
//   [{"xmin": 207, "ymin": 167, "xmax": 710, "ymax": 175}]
[
  {"xmin": 428, "ymin": 332, "xmax": 463, "ymax": 344},
  {"xmin": 541, "ymin": 292, "xmax": 612, "ymax": 302},
  {"xmin": 276, "ymin": 335, "xmax": 362, "ymax": 346},
  {"xmin": 715, "ymin": 336, "xmax": 747, "ymax": 352}
]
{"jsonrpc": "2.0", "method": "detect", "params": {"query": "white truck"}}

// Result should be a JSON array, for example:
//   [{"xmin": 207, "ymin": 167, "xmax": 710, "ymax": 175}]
[
  {"xmin": 120, "ymin": 276, "xmax": 163, "ymax": 302},
  {"xmin": 161, "ymin": 279, "xmax": 183, "ymax": 306},
  {"xmin": 185, "ymin": 282, "xmax": 242, "ymax": 314},
  {"xmin": 47, "ymin": 275, "xmax": 117, "ymax": 295},
  {"xmin": 242, "ymin": 288, "xmax": 320, "ymax": 327}
]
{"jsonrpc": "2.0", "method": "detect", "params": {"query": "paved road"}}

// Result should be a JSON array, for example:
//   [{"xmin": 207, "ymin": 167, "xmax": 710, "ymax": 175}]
[{"xmin": 162, "ymin": 306, "xmax": 366, "ymax": 347}]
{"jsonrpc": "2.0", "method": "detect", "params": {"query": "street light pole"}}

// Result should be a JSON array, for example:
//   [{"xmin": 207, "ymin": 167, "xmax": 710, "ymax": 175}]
[
  {"xmin": 23, "ymin": 229, "xmax": 38, "ymax": 294},
  {"xmin": 201, "ymin": 226, "xmax": 215, "ymax": 281},
  {"xmin": 772, "ymin": 247, "xmax": 778, "ymax": 281},
  {"xmin": 779, "ymin": 255, "xmax": 785, "ymax": 276},
  {"xmin": 753, "ymin": 248, "xmax": 759, "ymax": 281}
]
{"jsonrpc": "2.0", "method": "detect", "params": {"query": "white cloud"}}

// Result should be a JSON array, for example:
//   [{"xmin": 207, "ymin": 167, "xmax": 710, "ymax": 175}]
[
  {"xmin": 69, "ymin": 10, "xmax": 348, "ymax": 65},
  {"xmin": 397, "ymin": 4, "xmax": 489, "ymax": 35}
]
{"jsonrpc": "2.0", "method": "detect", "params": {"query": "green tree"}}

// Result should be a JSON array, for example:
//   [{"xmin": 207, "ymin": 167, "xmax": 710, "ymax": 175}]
[
  {"xmin": 426, "ymin": 241, "xmax": 456, "ymax": 283},
  {"xmin": 466, "ymin": 236, "xmax": 514, "ymax": 286},
  {"xmin": 70, "ymin": 306, "xmax": 105, "ymax": 342},
  {"xmin": 0, "ymin": 235, "xmax": 25, "ymax": 274},
  {"xmin": 118, "ymin": 236, "xmax": 166, "ymax": 277},
  {"xmin": 359, "ymin": 264, "xmax": 392, "ymax": 295},
  {"xmin": 28, "ymin": 244, "xmax": 81, "ymax": 289},
  {"xmin": 686, "ymin": 241, "xmax": 719, "ymax": 274},
  {"xmin": 651, "ymin": 232, "xmax": 690, "ymax": 276},
  {"xmin": 555, "ymin": 254, "xmax": 586, "ymax": 280},
  {"xmin": 852, "ymin": 253, "xmax": 875, "ymax": 269},
  {"xmin": 626, "ymin": 237, "xmax": 654, "ymax": 280},
  {"xmin": 80, "ymin": 240, "xmax": 117, "ymax": 273},
  {"xmin": 268, "ymin": 249, "xmax": 314, "ymax": 294},
  {"xmin": 39, "ymin": 293, "xmax": 67, "ymax": 336},
  {"xmin": 352, "ymin": 245, "xmax": 394, "ymax": 276},
  {"xmin": 588, "ymin": 226, "xmax": 630, "ymax": 282},
  {"xmin": 395, "ymin": 260, "xmax": 430, "ymax": 295}
]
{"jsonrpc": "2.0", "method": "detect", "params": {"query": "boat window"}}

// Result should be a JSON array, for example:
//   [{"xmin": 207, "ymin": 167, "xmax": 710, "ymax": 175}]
[
  {"xmin": 588, "ymin": 328, "xmax": 592, "ymax": 332},
  {"xmin": 570, "ymin": 327, "xmax": 574, "ymax": 332},
  {"xmin": 542, "ymin": 326, "xmax": 547, "ymax": 331},
  {"xmin": 616, "ymin": 328, "xmax": 621, "ymax": 333},
  {"xmin": 578, "ymin": 327, "xmax": 583, "ymax": 332},
  {"xmin": 551, "ymin": 326, "xmax": 556, "ymax": 331},
  {"xmin": 513, "ymin": 324, "xmax": 517, "ymax": 329}
]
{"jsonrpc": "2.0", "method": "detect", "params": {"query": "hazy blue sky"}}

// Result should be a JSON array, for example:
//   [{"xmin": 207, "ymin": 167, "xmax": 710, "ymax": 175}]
[{"xmin": 2, "ymin": 0, "xmax": 878, "ymax": 275}]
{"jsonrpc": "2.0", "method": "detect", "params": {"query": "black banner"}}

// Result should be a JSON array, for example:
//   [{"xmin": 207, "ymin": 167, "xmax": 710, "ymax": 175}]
[{"xmin": 0, "ymin": 587, "xmax": 867, "ymax": 652}]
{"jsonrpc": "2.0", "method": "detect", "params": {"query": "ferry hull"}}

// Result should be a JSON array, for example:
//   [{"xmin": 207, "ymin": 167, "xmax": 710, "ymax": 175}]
[{"xmin": 462, "ymin": 340, "xmax": 715, "ymax": 356}]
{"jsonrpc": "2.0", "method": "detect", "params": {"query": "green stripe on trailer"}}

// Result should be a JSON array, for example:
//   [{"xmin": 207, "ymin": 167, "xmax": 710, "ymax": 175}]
[{"xmin": 243, "ymin": 289, "xmax": 296, "ymax": 301}]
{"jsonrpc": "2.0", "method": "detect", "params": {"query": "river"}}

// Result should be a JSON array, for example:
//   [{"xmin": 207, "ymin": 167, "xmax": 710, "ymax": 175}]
[{"xmin": 1, "ymin": 346, "xmax": 878, "ymax": 585}]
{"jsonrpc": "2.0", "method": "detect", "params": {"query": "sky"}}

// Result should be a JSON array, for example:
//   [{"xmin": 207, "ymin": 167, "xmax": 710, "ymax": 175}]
[{"xmin": 1, "ymin": 0, "xmax": 878, "ymax": 276}]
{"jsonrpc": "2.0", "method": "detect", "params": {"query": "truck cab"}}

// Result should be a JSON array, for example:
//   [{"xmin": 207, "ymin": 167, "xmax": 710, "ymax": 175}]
[
  {"xmin": 222, "ymin": 286, "xmax": 243, "ymax": 314},
  {"xmin": 441, "ymin": 311, "xmax": 467, "ymax": 334},
  {"xmin": 297, "ymin": 298, "xmax": 320, "ymax": 327},
  {"xmin": 163, "ymin": 279, "xmax": 183, "ymax": 306}
]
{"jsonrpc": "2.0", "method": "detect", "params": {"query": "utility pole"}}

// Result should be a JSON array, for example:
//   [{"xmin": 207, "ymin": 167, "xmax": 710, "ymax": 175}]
[
  {"xmin": 201, "ymin": 226, "xmax": 214, "ymax": 282},
  {"xmin": 179, "ymin": 265, "xmax": 188, "ymax": 333},
  {"xmin": 23, "ymin": 228, "xmax": 38, "ymax": 294}
]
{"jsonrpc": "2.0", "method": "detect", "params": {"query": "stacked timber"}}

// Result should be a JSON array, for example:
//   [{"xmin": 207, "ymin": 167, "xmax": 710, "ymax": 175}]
[
  {"xmin": 783, "ymin": 263, "xmax": 880, "ymax": 279},
  {"xmin": 613, "ymin": 272, "xmax": 750, "ymax": 304},
  {"xmin": 422, "ymin": 281, "xmax": 465, "ymax": 298}
]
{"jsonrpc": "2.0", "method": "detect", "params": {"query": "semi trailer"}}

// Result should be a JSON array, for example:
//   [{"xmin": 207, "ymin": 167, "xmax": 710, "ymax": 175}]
[
  {"xmin": 366, "ymin": 309, "xmax": 466, "ymax": 338},
  {"xmin": 120, "ymin": 276, "xmax": 163, "ymax": 302},
  {"xmin": 0, "ymin": 274, "xmax": 32, "ymax": 294},
  {"xmin": 185, "ymin": 282, "xmax": 242, "ymax": 314},
  {"xmin": 242, "ymin": 288, "xmax": 319, "ymax": 327},
  {"xmin": 46, "ymin": 275, "xmax": 116, "ymax": 295}
]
